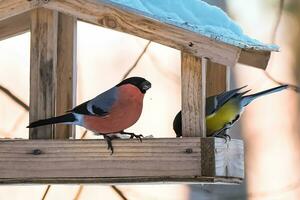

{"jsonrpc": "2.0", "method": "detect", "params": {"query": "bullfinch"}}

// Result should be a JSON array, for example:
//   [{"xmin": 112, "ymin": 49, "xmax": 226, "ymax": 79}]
[
  {"xmin": 27, "ymin": 76, "xmax": 152, "ymax": 153},
  {"xmin": 173, "ymin": 84, "xmax": 288, "ymax": 139}
]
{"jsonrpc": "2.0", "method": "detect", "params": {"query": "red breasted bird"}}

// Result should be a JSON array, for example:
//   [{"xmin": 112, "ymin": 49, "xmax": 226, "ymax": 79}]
[
  {"xmin": 173, "ymin": 85, "xmax": 288, "ymax": 139},
  {"xmin": 27, "ymin": 77, "xmax": 151, "ymax": 153}
]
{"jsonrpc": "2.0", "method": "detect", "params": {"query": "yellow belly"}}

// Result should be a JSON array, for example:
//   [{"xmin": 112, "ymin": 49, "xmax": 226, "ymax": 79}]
[{"xmin": 206, "ymin": 99, "xmax": 241, "ymax": 136}]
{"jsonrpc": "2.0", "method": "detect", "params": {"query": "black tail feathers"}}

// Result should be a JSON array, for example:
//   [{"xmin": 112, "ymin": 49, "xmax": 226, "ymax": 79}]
[{"xmin": 27, "ymin": 113, "xmax": 76, "ymax": 128}]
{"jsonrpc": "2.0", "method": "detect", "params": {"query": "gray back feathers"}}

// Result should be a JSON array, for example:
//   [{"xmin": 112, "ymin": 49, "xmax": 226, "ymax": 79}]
[
  {"xmin": 206, "ymin": 86, "xmax": 247, "ymax": 115},
  {"xmin": 87, "ymin": 86, "xmax": 118, "ymax": 115}
]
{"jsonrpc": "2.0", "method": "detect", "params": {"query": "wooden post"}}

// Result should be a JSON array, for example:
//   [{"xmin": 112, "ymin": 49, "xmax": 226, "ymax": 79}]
[
  {"xmin": 181, "ymin": 52, "xmax": 206, "ymax": 137},
  {"xmin": 29, "ymin": 8, "xmax": 76, "ymax": 139},
  {"xmin": 55, "ymin": 13, "xmax": 77, "ymax": 139},
  {"xmin": 30, "ymin": 8, "xmax": 58, "ymax": 139}
]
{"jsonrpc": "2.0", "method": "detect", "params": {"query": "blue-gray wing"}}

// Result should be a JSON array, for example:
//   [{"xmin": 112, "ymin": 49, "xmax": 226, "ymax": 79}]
[
  {"xmin": 71, "ymin": 87, "xmax": 118, "ymax": 116},
  {"xmin": 87, "ymin": 87, "xmax": 118, "ymax": 116},
  {"xmin": 206, "ymin": 86, "xmax": 247, "ymax": 116}
]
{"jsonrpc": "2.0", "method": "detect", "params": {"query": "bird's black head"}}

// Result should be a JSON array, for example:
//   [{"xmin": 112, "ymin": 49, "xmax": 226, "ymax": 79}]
[
  {"xmin": 117, "ymin": 77, "xmax": 151, "ymax": 94},
  {"xmin": 173, "ymin": 111, "xmax": 182, "ymax": 138}
]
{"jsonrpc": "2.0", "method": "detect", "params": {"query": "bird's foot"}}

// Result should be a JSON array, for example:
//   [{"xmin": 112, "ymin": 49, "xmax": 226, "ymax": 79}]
[
  {"xmin": 103, "ymin": 135, "xmax": 114, "ymax": 155},
  {"xmin": 121, "ymin": 131, "xmax": 143, "ymax": 142},
  {"xmin": 215, "ymin": 133, "xmax": 231, "ymax": 143}
]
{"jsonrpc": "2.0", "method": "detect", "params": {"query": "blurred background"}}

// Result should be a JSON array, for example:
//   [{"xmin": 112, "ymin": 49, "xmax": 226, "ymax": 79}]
[{"xmin": 0, "ymin": 0, "xmax": 300, "ymax": 199}]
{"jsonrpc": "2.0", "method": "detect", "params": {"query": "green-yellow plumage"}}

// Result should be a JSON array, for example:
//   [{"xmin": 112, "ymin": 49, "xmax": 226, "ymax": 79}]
[{"xmin": 206, "ymin": 98, "xmax": 242, "ymax": 136}]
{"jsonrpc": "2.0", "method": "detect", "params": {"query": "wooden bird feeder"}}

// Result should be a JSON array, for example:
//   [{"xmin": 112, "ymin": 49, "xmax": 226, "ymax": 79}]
[{"xmin": 0, "ymin": 0, "xmax": 276, "ymax": 184}]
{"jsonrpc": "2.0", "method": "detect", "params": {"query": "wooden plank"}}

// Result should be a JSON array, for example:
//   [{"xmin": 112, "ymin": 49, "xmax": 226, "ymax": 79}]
[
  {"xmin": 0, "ymin": 11, "xmax": 30, "ymax": 41},
  {"xmin": 41, "ymin": 0, "xmax": 241, "ymax": 67},
  {"xmin": 214, "ymin": 138, "xmax": 244, "ymax": 178},
  {"xmin": 206, "ymin": 60, "xmax": 228, "ymax": 97},
  {"xmin": 0, "ymin": 138, "xmax": 243, "ymax": 184},
  {"xmin": 181, "ymin": 53, "xmax": 206, "ymax": 137},
  {"xmin": 201, "ymin": 138, "xmax": 244, "ymax": 178},
  {"xmin": 29, "ymin": 8, "xmax": 58, "ymax": 139},
  {"xmin": 239, "ymin": 49, "xmax": 271, "ymax": 69},
  {"xmin": 55, "ymin": 13, "xmax": 77, "ymax": 139},
  {"xmin": 0, "ymin": 0, "xmax": 38, "ymax": 22}
]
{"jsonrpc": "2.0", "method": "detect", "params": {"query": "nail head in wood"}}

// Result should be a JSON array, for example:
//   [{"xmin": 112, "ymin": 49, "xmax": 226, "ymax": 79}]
[
  {"xmin": 32, "ymin": 149, "xmax": 42, "ymax": 155},
  {"xmin": 185, "ymin": 148, "xmax": 193, "ymax": 154},
  {"xmin": 188, "ymin": 42, "xmax": 194, "ymax": 47}
]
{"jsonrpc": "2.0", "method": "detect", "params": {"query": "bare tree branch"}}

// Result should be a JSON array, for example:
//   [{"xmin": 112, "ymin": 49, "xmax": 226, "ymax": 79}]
[
  {"xmin": 111, "ymin": 185, "xmax": 128, "ymax": 200},
  {"xmin": 41, "ymin": 185, "xmax": 51, "ymax": 200},
  {"xmin": 122, "ymin": 41, "xmax": 151, "ymax": 80},
  {"xmin": 0, "ymin": 85, "xmax": 29, "ymax": 111},
  {"xmin": 80, "ymin": 130, "xmax": 88, "ymax": 139},
  {"xmin": 7, "ymin": 111, "xmax": 27, "ymax": 134},
  {"xmin": 271, "ymin": 0, "xmax": 284, "ymax": 43},
  {"xmin": 264, "ymin": 71, "xmax": 300, "ymax": 92},
  {"xmin": 74, "ymin": 185, "xmax": 84, "ymax": 200}
]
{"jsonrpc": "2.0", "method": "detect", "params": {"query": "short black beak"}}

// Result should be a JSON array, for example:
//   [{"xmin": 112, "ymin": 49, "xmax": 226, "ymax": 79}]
[{"xmin": 142, "ymin": 81, "xmax": 151, "ymax": 91}]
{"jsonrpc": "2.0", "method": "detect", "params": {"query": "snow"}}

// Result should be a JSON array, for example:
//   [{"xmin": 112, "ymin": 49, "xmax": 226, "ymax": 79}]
[{"xmin": 103, "ymin": 0, "xmax": 278, "ymax": 51}]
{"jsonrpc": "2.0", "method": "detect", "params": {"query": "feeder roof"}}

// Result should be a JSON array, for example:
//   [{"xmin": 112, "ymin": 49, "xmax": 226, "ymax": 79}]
[{"xmin": 108, "ymin": 0, "xmax": 278, "ymax": 51}]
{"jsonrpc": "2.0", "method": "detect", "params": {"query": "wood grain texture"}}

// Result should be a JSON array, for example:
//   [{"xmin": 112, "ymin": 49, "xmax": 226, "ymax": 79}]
[
  {"xmin": 41, "ymin": 0, "xmax": 241, "ymax": 67},
  {"xmin": 0, "ymin": 11, "xmax": 30, "ymax": 41},
  {"xmin": 239, "ymin": 49, "xmax": 271, "ymax": 69},
  {"xmin": 181, "ymin": 53, "xmax": 206, "ymax": 137},
  {"xmin": 206, "ymin": 60, "xmax": 228, "ymax": 97},
  {"xmin": 29, "ymin": 8, "xmax": 58, "ymax": 139},
  {"xmin": 0, "ymin": 138, "xmax": 243, "ymax": 184},
  {"xmin": 55, "ymin": 13, "xmax": 77, "ymax": 139},
  {"xmin": 0, "ymin": 0, "xmax": 37, "ymax": 22},
  {"xmin": 201, "ymin": 138, "xmax": 244, "ymax": 179},
  {"xmin": 214, "ymin": 138, "xmax": 244, "ymax": 178}
]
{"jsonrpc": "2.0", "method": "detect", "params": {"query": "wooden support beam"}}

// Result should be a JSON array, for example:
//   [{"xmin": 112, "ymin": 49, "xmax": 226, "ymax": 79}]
[
  {"xmin": 30, "ymin": 9, "xmax": 77, "ymax": 139},
  {"xmin": 239, "ymin": 49, "xmax": 271, "ymax": 69},
  {"xmin": 0, "ymin": 138, "xmax": 243, "ymax": 184},
  {"xmin": 41, "ymin": 0, "xmax": 241, "ymax": 67},
  {"xmin": 0, "ymin": 11, "xmax": 30, "ymax": 41},
  {"xmin": 0, "ymin": 0, "xmax": 37, "ymax": 22},
  {"xmin": 0, "ymin": 0, "xmax": 271, "ymax": 69},
  {"xmin": 181, "ymin": 53, "xmax": 206, "ymax": 137},
  {"xmin": 206, "ymin": 60, "xmax": 229, "ymax": 97},
  {"xmin": 29, "ymin": 8, "xmax": 58, "ymax": 139},
  {"xmin": 55, "ymin": 13, "xmax": 77, "ymax": 139},
  {"xmin": 201, "ymin": 138, "xmax": 244, "ymax": 178}
]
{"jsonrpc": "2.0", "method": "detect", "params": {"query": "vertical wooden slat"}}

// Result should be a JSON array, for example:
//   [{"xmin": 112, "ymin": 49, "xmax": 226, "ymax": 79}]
[
  {"xmin": 201, "ymin": 60, "xmax": 229, "ymax": 176},
  {"xmin": 55, "ymin": 13, "xmax": 77, "ymax": 139},
  {"xmin": 206, "ymin": 60, "xmax": 229, "ymax": 96},
  {"xmin": 181, "ymin": 52, "xmax": 206, "ymax": 137},
  {"xmin": 29, "ymin": 8, "xmax": 58, "ymax": 139}
]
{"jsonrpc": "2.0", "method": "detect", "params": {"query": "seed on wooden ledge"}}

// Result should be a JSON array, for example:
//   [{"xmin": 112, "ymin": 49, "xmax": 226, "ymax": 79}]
[
  {"xmin": 32, "ymin": 149, "xmax": 42, "ymax": 155},
  {"xmin": 185, "ymin": 148, "xmax": 193, "ymax": 154}
]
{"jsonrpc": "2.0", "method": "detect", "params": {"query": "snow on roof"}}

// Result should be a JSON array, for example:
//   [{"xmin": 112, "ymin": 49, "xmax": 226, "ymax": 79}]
[{"xmin": 105, "ymin": 0, "xmax": 278, "ymax": 51}]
